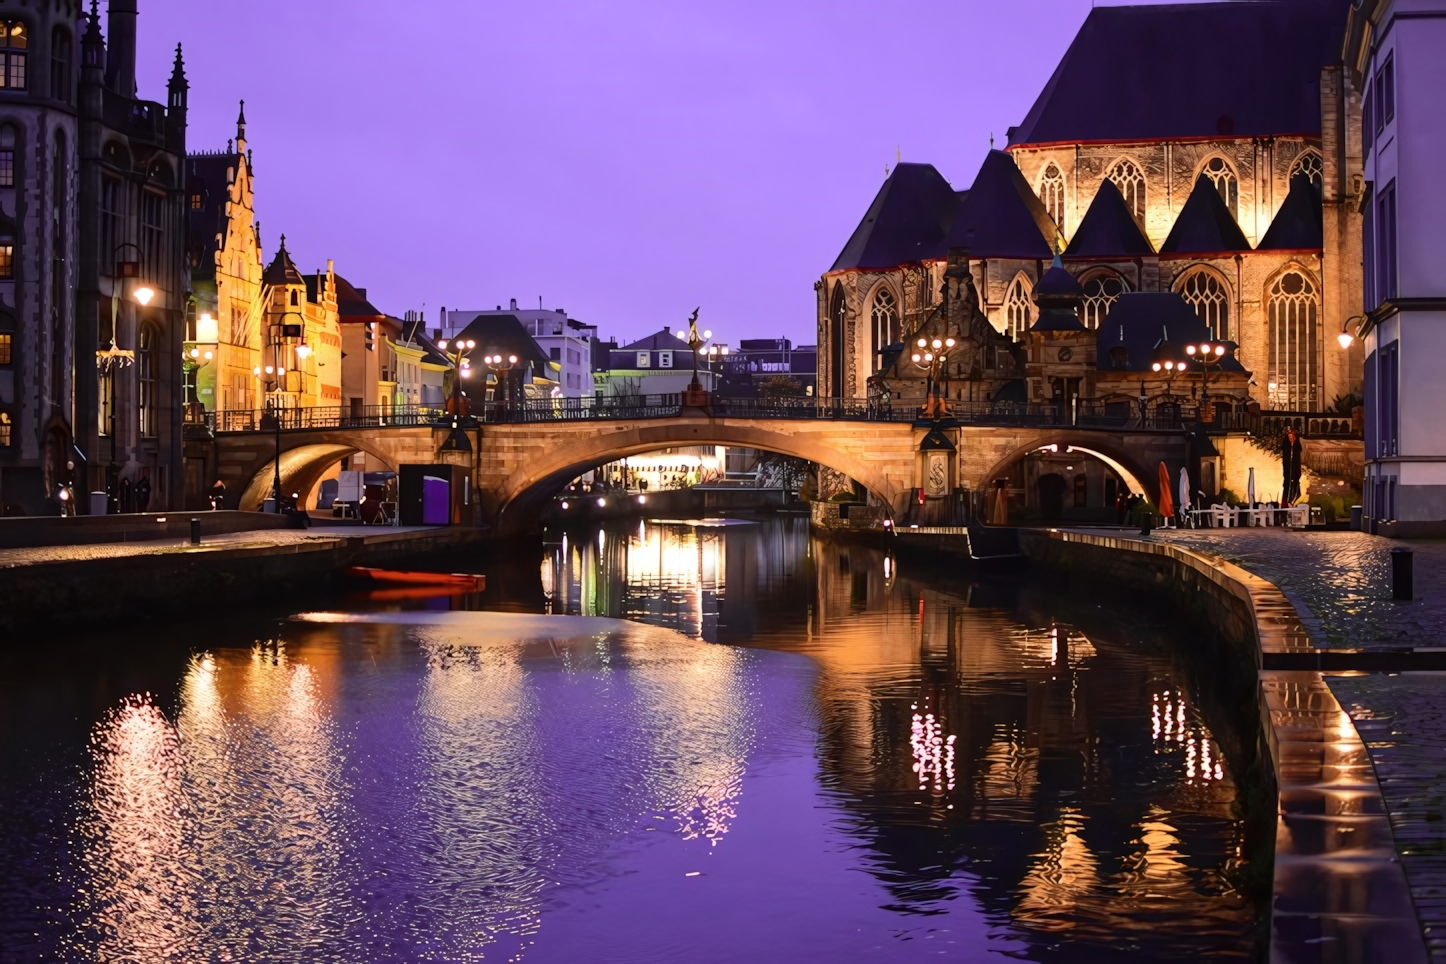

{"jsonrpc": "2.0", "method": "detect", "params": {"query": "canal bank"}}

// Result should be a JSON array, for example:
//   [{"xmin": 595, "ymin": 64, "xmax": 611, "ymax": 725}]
[
  {"xmin": 0, "ymin": 523, "xmax": 489, "ymax": 633},
  {"xmin": 1016, "ymin": 527, "xmax": 1431, "ymax": 963}
]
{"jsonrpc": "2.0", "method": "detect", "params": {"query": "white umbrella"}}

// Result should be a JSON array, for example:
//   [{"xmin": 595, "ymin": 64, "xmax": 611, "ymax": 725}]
[
  {"xmin": 1178, "ymin": 467, "xmax": 1191, "ymax": 523},
  {"xmin": 1247, "ymin": 466, "xmax": 1256, "ymax": 508}
]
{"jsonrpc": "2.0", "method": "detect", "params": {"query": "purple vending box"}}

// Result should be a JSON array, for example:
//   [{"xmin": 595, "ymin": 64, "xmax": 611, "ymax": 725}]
[{"xmin": 422, "ymin": 475, "xmax": 450, "ymax": 525}]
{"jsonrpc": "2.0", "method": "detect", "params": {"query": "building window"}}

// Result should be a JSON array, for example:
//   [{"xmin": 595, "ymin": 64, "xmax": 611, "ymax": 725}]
[
  {"xmin": 0, "ymin": 331, "xmax": 10, "ymax": 364},
  {"xmin": 1363, "ymin": 80, "xmax": 1374, "ymax": 153},
  {"xmin": 1374, "ymin": 52, "xmax": 1394, "ymax": 134},
  {"xmin": 0, "ymin": 149, "xmax": 12, "ymax": 188},
  {"xmin": 140, "ymin": 191, "xmax": 164, "ymax": 283},
  {"xmin": 0, "ymin": 410, "xmax": 9, "ymax": 447},
  {"xmin": 1108, "ymin": 159, "xmax": 1146, "ymax": 221},
  {"xmin": 1379, "ymin": 339, "xmax": 1399, "ymax": 457},
  {"xmin": 0, "ymin": 237, "xmax": 12, "ymax": 278},
  {"xmin": 189, "ymin": 192, "xmax": 202, "ymax": 210},
  {"xmin": 0, "ymin": 21, "xmax": 26, "ymax": 90},
  {"xmin": 1005, "ymin": 276, "xmax": 1032, "ymax": 341},
  {"xmin": 49, "ymin": 26, "xmax": 69, "ymax": 102},
  {"xmin": 636, "ymin": 351, "xmax": 650, "ymax": 368},
  {"xmin": 1039, "ymin": 163, "xmax": 1066, "ymax": 233},
  {"xmin": 1176, "ymin": 269, "xmax": 1230, "ymax": 340},
  {"xmin": 869, "ymin": 287, "xmax": 898, "ymax": 371},
  {"xmin": 1290, "ymin": 151, "xmax": 1323, "ymax": 189},
  {"xmin": 828, "ymin": 282, "xmax": 846, "ymax": 396},
  {"xmin": 659, "ymin": 350, "xmax": 673, "ymax": 368},
  {"xmin": 100, "ymin": 176, "xmax": 121, "ymax": 273},
  {"xmin": 1267, "ymin": 270, "xmax": 1319, "ymax": 410},
  {"xmin": 138, "ymin": 327, "xmax": 157, "ymax": 437},
  {"xmin": 1377, "ymin": 179, "xmax": 1397, "ymax": 302},
  {"xmin": 1080, "ymin": 272, "xmax": 1127, "ymax": 330},
  {"xmin": 1202, "ymin": 157, "xmax": 1239, "ymax": 218}
]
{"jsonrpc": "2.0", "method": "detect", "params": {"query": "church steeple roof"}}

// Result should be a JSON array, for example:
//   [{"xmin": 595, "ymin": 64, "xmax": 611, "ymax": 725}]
[
  {"xmin": 1256, "ymin": 173, "xmax": 1324, "ymax": 250},
  {"xmin": 829, "ymin": 162, "xmax": 959, "ymax": 271},
  {"xmin": 1159, "ymin": 174, "xmax": 1251, "ymax": 254},
  {"xmin": 81, "ymin": 0, "xmax": 105, "ymax": 71},
  {"xmin": 941, "ymin": 150, "xmax": 1058, "ymax": 259},
  {"xmin": 263, "ymin": 235, "xmax": 304, "ymax": 286},
  {"xmin": 1064, "ymin": 178, "xmax": 1154, "ymax": 257}
]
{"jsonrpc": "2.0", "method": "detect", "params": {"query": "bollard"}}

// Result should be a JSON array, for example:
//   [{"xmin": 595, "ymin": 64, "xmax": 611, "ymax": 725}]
[
  {"xmin": 1391, "ymin": 547, "xmax": 1413, "ymax": 600},
  {"xmin": 190, "ymin": 517, "xmax": 201, "ymax": 546},
  {"xmin": 1350, "ymin": 505, "xmax": 1363, "ymax": 531},
  {"xmin": 1139, "ymin": 511, "xmax": 1155, "ymax": 537}
]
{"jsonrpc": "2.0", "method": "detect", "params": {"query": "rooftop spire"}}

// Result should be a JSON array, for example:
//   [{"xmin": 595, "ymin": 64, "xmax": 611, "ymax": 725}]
[
  {"xmin": 236, "ymin": 99, "xmax": 247, "ymax": 144},
  {"xmin": 81, "ymin": 1, "xmax": 105, "ymax": 72}
]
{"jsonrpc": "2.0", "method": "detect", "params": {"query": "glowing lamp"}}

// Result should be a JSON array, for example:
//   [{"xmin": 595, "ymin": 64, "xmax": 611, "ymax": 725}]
[
  {"xmin": 560, "ymin": 500, "xmax": 569, "ymax": 510},
  {"xmin": 1215, "ymin": 344, "xmax": 1226, "ymax": 356},
  {"xmin": 296, "ymin": 344, "xmax": 311, "ymax": 359},
  {"xmin": 1186, "ymin": 345, "xmax": 1197, "ymax": 355},
  {"xmin": 1337, "ymin": 330, "xmax": 1355, "ymax": 349},
  {"xmin": 1152, "ymin": 362, "xmax": 1162, "ymax": 371},
  {"xmin": 133, "ymin": 286, "xmax": 155, "ymax": 306},
  {"xmin": 466, "ymin": 339, "xmax": 476, "ymax": 349},
  {"xmin": 508, "ymin": 355, "xmax": 517, "ymax": 364},
  {"xmin": 911, "ymin": 353, "xmax": 921, "ymax": 362},
  {"xmin": 917, "ymin": 338, "xmax": 927, "ymax": 348}
]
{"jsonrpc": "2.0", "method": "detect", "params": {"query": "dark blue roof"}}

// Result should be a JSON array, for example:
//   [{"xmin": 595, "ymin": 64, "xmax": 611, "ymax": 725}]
[
  {"xmin": 1009, "ymin": 0, "xmax": 1346, "ymax": 147},
  {"xmin": 1065, "ymin": 178, "xmax": 1154, "ymax": 257},
  {"xmin": 941, "ymin": 151, "xmax": 1058, "ymax": 259},
  {"xmin": 1159, "ymin": 175, "xmax": 1252, "ymax": 254},
  {"xmin": 450, "ymin": 314, "xmax": 550, "ymax": 368},
  {"xmin": 830, "ymin": 163, "xmax": 960, "ymax": 271},
  {"xmin": 1257, "ymin": 174, "xmax": 1324, "ymax": 250},
  {"xmin": 1096, "ymin": 293, "xmax": 1246, "ymax": 372}
]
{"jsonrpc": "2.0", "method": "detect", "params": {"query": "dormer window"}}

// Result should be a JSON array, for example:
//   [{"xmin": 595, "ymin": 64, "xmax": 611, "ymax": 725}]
[
  {"xmin": 1109, "ymin": 346, "xmax": 1129, "ymax": 369},
  {"xmin": 0, "ymin": 21, "xmax": 26, "ymax": 90}
]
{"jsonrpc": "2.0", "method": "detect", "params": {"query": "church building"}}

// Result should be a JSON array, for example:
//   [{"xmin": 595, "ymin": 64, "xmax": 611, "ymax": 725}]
[{"xmin": 819, "ymin": 0, "xmax": 1363, "ymax": 422}]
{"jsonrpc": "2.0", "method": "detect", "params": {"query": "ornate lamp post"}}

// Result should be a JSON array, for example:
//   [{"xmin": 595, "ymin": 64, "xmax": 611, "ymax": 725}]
[
  {"xmin": 1178, "ymin": 339, "xmax": 1229, "ymax": 423},
  {"xmin": 910, "ymin": 335, "xmax": 956, "ymax": 419},
  {"xmin": 436, "ymin": 337, "xmax": 477, "ymax": 415},
  {"xmin": 481, "ymin": 351, "xmax": 518, "ymax": 417}
]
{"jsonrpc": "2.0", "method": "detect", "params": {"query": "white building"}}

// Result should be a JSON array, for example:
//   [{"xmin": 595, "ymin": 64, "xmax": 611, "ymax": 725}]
[
  {"xmin": 439, "ymin": 300, "xmax": 596, "ymax": 398},
  {"xmin": 1349, "ymin": 0, "xmax": 1446, "ymax": 535}
]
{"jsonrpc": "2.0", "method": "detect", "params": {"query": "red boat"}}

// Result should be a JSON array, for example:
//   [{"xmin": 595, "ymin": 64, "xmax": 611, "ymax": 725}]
[{"xmin": 345, "ymin": 567, "xmax": 486, "ymax": 592}]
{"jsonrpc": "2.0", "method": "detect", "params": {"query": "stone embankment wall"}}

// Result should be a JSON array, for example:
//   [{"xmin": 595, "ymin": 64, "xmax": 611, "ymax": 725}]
[
  {"xmin": 1017, "ymin": 528, "xmax": 1428, "ymax": 962},
  {"xmin": 0, "ymin": 528, "xmax": 487, "ymax": 633}
]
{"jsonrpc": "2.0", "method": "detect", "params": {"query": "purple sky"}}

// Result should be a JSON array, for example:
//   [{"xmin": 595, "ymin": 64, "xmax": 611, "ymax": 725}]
[{"xmin": 137, "ymin": 0, "xmax": 1104, "ymax": 345}]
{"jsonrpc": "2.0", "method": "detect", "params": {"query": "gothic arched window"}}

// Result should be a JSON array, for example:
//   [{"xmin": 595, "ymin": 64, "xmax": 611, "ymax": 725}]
[
  {"xmin": 869, "ymin": 287, "xmax": 898, "ymax": 372},
  {"xmin": 1080, "ymin": 271, "xmax": 1128, "ymax": 330},
  {"xmin": 1267, "ymin": 270, "xmax": 1319, "ymax": 410},
  {"xmin": 1290, "ymin": 151, "xmax": 1323, "ymax": 189},
  {"xmin": 138, "ymin": 326, "xmax": 158, "ymax": 438},
  {"xmin": 1176, "ymin": 269, "xmax": 1230, "ymax": 340},
  {"xmin": 1039, "ymin": 163, "xmax": 1066, "ymax": 234},
  {"xmin": 1109, "ymin": 159, "xmax": 1146, "ymax": 221},
  {"xmin": 1202, "ymin": 157, "xmax": 1239, "ymax": 218},
  {"xmin": 49, "ymin": 25, "xmax": 69, "ymax": 102},
  {"xmin": 1005, "ymin": 276, "xmax": 1033, "ymax": 341},
  {"xmin": 828, "ymin": 283, "xmax": 846, "ymax": 397}
]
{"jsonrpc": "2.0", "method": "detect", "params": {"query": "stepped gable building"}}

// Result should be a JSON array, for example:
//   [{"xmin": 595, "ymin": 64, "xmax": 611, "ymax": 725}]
[
  {"xmin": 75, "ymin": 0, "xmax": 189, "ymax": 512},
  {"xmin": 0, "ymin": 1, "xmax": 83, "ymax": 513},
  {"xmin": 185, "ymin": 102, "xmax": 263, "ymax": 415},
  {"xmin": 819, "ymin": 0, "xmax": 1363, "ymax": 419}
]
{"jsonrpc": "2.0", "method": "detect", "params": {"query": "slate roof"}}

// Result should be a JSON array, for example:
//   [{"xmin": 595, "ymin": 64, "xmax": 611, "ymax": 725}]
[
  {"xmin": 830, "ymin": 163, "xmax": 960, "ymax": 271},
  {"xmin": 621, "ymin": 328, "xmax": 695, "ymax": 351},
  {"xmin": 1096, "ymin": 293, "xmax": 1246, "ymax": 372},
  {"xmin": 1065, "ymin": 178, "xmax": 1155, "ymax": 257},
  {"xmin": 1159, "ymin": 175, "xmax": 1252, "ymax": 254},
  {"xmin": 262, "ymin": 238, "xmax": 304, "ymax": 286},
  {"xmin": 1256, "ymin": 173, "xmax": 1324, "ymax": 250},
  {"xmin": 1031, "ymin": 257, "xmax": 1087, "ymax": 331},
  {"xmin": 448, "ymin": 314, "xmax": 550, "ymax": 369},
  {"xmin": 334, "ymin": 274, "xmax": 382, "ymax": 317},
  {"xmin": 185, "ymin": 152, "xmax": 239, "ymax": 283},
  {"xmin": 1008, "ymin": 0, "xmax": 1346, "ymax": 147},
  {"xmin": 942, "ymin": 151, "xmax": 1059, "ymax": 259}
]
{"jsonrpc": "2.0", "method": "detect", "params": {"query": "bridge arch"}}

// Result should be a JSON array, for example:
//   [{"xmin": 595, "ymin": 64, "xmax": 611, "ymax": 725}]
[
  {"xmin": 236, "ymin": 438, "xmax": 400, "ymax": 511},
  {"xmin": 488, "ymin": 418, "xmax": 917, "ymax": 532},
  {"xmin": 972, "ymin": 431, "xmax": 1161, "ymax": 503}
]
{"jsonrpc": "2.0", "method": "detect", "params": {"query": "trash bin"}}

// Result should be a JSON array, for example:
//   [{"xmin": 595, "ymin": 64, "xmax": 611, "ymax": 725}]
[
  {"xmin": 89, "ymin": 491, "xmax": 108, "ymax": 515},
  {"xmin": 1350, "ymin": 505, "xmax": 1362, "ymax": 531},
  {"xmin": 1392, "ymin": 548, "xmax": 1413, "ymax": 600},
  {"xmin": 262, "ymin": 497, "xmax": 277, "ymax": 514}
]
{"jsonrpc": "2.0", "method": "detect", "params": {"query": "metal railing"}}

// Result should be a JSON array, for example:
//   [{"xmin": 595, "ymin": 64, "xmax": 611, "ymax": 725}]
[{"xmin": 204, "ymin": 396, "xmax": 1363, "ymax": 438}]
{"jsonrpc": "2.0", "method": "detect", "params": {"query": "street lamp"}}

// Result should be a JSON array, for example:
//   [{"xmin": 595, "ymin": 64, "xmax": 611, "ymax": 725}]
[
  {"xmin": 436, "ymin": 337, "xmax": 477, "ymax": 415},
  {"xmin": 910, "ymin": 335, "xmax": 956, "ymax": 419},
  {"xmin": 1179, "ymin": 339, "xmax": 1229, "ymax": 423},
  {"xmin": 1337, "ymin": 315, "xmax": 1365, "ymax": 350},
  {"xmin": 675, "ymin": 308, "xmax": 711, "ymax": 406}
]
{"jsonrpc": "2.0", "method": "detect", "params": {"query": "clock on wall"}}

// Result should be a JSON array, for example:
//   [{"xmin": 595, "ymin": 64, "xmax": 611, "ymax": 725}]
[{"xmin": 1057, "ymin": 347, "xmax": 1073, "ymax": 362}]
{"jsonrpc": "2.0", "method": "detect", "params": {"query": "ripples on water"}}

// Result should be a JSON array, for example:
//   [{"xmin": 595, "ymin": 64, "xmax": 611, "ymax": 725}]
[{"xmin": 0, "ymin": 519, "xmax": 1262, "ymax": 961}]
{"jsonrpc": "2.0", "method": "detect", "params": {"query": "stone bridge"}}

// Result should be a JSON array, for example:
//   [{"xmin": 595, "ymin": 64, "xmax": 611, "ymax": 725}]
[{"xmin": 205, "ymin": 411, "xmax": 1188, "ymax": 534}]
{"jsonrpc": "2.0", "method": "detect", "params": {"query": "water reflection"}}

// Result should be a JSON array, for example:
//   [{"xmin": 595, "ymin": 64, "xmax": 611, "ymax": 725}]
[{"xmin": 2, "ymin": 518, "xmax": 1262, "ymax": 962}]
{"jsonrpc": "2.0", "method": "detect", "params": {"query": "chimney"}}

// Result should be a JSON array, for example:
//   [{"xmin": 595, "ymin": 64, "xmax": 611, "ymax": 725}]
[
  {"xmin": 105, "ymin": 0, "xmax": 138, "ymax": 98},
  {"xmin": 509, "ymin": 298, "xmax": 517, "ymax": 310}
]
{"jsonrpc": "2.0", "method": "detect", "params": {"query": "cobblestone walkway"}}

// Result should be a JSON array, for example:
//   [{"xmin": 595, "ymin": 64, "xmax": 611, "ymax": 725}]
[{"xmin": 1151, "ymin": 528, "xmax": 1446, "ymax": 959}]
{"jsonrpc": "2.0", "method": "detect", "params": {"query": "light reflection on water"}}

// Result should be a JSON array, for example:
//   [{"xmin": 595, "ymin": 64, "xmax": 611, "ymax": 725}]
[{"xmin": 0, "ymin": 518, "xmax": 1261, "ymax": 961}]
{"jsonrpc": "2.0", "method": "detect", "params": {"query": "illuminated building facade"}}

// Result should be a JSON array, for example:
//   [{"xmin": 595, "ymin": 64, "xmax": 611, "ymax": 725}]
[{"xmin": 818, "ymin": 0, "xmax": 1363, "ymax": 418}]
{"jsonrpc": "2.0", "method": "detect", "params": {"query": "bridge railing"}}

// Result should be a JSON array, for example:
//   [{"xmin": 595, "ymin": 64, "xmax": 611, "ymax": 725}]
[{"xmin": 210, "ymin": 405, "xmax": 445, "ymax": 433}]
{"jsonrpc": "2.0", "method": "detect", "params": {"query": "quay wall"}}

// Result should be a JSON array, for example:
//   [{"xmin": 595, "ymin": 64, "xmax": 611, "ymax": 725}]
[
  {"xmin": 0, "ymin": 527, "xmax": 488, "ymax": 633},
  {"xmin": 0, "ymin": 510, "xmax": 297, "ymax": 549}
]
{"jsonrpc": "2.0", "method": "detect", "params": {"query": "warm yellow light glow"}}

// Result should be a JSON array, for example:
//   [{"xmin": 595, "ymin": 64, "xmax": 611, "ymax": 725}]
[
  {"xmin": 295, "ymin": 344, "xmax": 311, "ymax": 360},
  {"xmin": 438, "ymin": 339, "xmax": 448, "ymax": 350},
  {"xmin": 195, "ymin": 313, "xmax": 218, "ymax": 343},
  {"xmin": 133, "ymin": 286, "xmax": 155, "ymax": 306},
  {"xmin": 1186, "ymin": 345, "xmax": 1196, "ymax": 355},
  {"xmin": 1337, "ymin": 331, "xmax": 1355, "ymax": 349}
]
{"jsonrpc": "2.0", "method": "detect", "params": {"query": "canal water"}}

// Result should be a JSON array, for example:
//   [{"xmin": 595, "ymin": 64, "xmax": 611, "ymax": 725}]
[{"xmin": 0, "ymin": 518, "xmax": 1265, "ymax": 962}]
